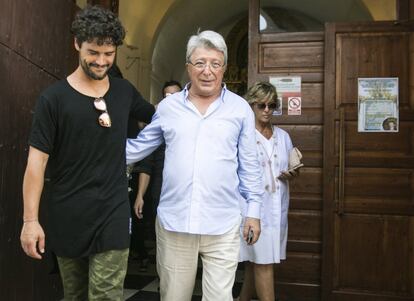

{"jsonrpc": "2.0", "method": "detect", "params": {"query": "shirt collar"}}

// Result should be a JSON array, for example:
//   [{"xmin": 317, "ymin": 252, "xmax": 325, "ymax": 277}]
[{"xmin": 183, "ymin": 82, "xmax": 227, "ymax": 103}]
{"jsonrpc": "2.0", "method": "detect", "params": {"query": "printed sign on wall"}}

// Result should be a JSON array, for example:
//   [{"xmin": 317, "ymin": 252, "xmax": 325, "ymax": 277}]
[
  {"xmin": 269, "ymin": 76, "xmax": 302, "ymax": 116},
  {"xmin": 288, "ymin": 97, "xmax": 302, "ymax": 115}
]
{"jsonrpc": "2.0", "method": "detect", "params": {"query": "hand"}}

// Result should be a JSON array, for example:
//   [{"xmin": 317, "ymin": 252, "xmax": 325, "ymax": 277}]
[
  {"xmin": 134, "ymin": 196, "xmax": 144, "ymax": 219},
  {"xmin": 278, "ymin": 169, "xmax": 299, "ymax": 181},
  {"xmin": 20, "ymin": 221, "xmax": 45, "ymax": 260},
  {"xmin": 243, "ymin": 217, "xmax": 261, "ymax": 245}
]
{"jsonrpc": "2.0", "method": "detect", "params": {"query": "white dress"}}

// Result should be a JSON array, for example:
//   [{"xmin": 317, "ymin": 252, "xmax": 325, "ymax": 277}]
[{"xmin": 239, "ymin": 126, "xmax": 293, "ymax": 264}]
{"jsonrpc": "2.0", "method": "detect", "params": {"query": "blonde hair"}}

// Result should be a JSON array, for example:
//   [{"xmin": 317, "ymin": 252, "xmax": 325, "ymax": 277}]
[{"xmin": 245, "ymin": 82, "xmax": 279, "ymax": 107}]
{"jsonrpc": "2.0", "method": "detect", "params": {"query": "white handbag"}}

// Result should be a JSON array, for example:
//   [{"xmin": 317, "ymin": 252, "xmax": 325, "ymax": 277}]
[{"xmin": 288, "ymin": 147, "xmax": 304, "ymax": 172}]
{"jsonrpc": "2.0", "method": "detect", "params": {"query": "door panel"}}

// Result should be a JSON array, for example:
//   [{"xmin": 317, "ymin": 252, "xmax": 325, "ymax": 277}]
[
  {"xmin": 334, "ymin": 215, "xmax": 412, "ymax": 294},
  {"xmin": 259, "ymin": 41, "xmax": 324, "ymax": 73},
  {"xmin": 249, "ymin": 2, "xmax": 324, "ymax": 300},
  {"xmin": 254, "ymin": 34, "xmax": 325, "ymax": 301},
  {"xmin": 287, "ymin": 125, "xmax": 323, "ymax": 166},
  {"xmin": 336, "ymin": 33, "xmax": 410, "ymax": 105},
  {"xmin": 323, "ymin": 22, "xmax": 414, "ymax": 301},
  {"xmin": 342, "ymin": 168, "xmax": 414, "ymax": 214},
  {"xmin": 335, "ymin": 119, "xmax": 414, "ymax": 167},
  {"xmin": 278, "ymin": 252, "xmax": 321, "ymax": 283}
]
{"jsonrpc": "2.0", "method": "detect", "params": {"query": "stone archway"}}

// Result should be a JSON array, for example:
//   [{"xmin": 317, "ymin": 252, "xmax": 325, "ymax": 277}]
[{"xmin": 148, "ymin": 0, "xmax": 374, "ymax": 102}]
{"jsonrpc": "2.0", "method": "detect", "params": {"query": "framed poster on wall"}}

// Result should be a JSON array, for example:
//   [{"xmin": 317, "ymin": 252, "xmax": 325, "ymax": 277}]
[{"xmin": 358, "ymin": 78, "xmax": 399, "ymax": 132}]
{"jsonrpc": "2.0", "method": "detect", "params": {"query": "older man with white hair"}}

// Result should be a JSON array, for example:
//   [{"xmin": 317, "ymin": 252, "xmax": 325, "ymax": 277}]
[{"xmin": 126, "ymin": 30, "xmax": 263, "ymax": 301}]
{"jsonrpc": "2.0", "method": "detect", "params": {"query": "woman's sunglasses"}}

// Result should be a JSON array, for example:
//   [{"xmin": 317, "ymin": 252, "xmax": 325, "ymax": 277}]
[
  {"xmin": 94, "ymin": 97, "xmax": 111, "ymax": 128},
  {"xmin": 255, "ymin": 102, "xmax": 278, "ymax": 110}
]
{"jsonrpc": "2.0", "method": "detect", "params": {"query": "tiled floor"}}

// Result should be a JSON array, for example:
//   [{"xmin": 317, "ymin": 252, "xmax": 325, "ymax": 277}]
[{"xmin": 123, "ymin": 241, "xmax": 247, "ymax": 301}]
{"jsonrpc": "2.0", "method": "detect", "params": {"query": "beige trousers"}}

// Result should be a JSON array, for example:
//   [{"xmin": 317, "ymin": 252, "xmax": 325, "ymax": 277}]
[{"xmin": 156, "ymin": 218, "xmax": 241, "ymax": 301}]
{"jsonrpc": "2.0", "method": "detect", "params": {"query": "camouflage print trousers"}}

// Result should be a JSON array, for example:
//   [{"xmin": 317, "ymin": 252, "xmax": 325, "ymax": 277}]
[{"xmin": 57, "ymin": 248, "xmax": 129, "ymax": 301}]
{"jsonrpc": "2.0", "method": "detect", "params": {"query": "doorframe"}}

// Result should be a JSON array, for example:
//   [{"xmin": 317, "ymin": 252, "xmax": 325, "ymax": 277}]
[{"xmin": 248, "ymin": 0, "xmax": 259, "ymax": 87}]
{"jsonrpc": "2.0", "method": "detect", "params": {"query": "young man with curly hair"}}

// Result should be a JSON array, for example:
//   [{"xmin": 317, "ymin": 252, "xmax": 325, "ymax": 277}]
[{"xmin": 20, "ymin": 6, "xmax": 154, "ymax": 300}]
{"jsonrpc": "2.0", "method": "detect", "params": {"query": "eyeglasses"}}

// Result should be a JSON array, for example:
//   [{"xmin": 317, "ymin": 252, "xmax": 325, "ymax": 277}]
[
  {"xmin": 255, "ymin": 102, "xmax": 278, "ymax": 110},
  {"xmin": 94, "ymin": 97, "xmax": 111, "ymax": 127},
  {"xmin": 188, "ymin": 61, "xmax": 225, "ymax": 71}
]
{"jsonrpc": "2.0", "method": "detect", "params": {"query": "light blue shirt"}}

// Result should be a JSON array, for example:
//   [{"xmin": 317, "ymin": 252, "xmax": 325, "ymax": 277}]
[{"xmin": 126, "ymin": 84, "xmax": 263, "ymax": 235}]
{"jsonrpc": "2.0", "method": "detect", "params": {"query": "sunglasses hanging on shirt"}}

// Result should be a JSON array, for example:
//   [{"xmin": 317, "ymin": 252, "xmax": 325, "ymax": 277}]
[{"xmin": 94, "ymin": 97, "xmax": 111, "ymax": 128}]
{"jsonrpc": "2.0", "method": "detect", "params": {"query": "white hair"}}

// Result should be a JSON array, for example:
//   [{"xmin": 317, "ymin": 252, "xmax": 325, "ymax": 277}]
[{"xmin": 186, "ymin": 30, "xmax": 227, "ymax": 64}]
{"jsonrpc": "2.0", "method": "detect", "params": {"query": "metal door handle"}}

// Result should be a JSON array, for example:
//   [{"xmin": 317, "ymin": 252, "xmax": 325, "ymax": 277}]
[{"xmin": 338, "ymin": 107, "xmax": 345, "ymax": 216}]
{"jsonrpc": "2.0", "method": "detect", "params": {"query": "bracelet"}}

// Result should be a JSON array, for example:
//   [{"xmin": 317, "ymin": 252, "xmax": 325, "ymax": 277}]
[{"xmin": 23, "ymin": 218, "xmax": 38, "ymax": 223}]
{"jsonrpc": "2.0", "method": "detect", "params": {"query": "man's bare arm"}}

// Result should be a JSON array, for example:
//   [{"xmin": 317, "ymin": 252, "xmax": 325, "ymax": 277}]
[
  {"xmin": 20, "ymin": 146, "xmax": 49, "ymax": 259},
  {"xmin": 134, "ymin": 173, "xmax": 150, "ymax": 219}
]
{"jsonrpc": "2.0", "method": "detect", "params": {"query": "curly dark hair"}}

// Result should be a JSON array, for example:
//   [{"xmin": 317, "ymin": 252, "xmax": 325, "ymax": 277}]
[{"xmin": 71, "ymin": 5, "xmax": 125, "ymax": 47}]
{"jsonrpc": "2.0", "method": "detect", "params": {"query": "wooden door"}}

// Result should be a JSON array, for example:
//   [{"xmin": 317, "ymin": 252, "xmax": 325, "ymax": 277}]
[
  {"xmin": 0, "ymin": 1, "xmax": 78, "ymax": 300},
  {"xmin": 248, "ymin": 1, "xmax": 324, "ymax": 300},
  {"xmin": 323, "ymin": 21, "xmax": 414, "ymax": 301}
]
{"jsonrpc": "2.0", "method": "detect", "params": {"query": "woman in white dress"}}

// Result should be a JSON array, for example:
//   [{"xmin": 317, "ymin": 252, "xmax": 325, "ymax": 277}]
[{"xmin": 238, "ymin": 82, "xmax": 299, "ymax": 301}]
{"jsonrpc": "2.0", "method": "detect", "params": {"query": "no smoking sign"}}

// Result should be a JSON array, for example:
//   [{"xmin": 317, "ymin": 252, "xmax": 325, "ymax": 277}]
[{"xmin": 288, "ymin": 97, "xmax": 302, "ymax": 115}]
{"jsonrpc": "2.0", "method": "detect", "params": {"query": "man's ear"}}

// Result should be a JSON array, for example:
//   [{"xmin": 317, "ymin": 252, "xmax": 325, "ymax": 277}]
[{"xmin": 74, "ymin": 38, "xmax": 81, "ymax": 51}]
